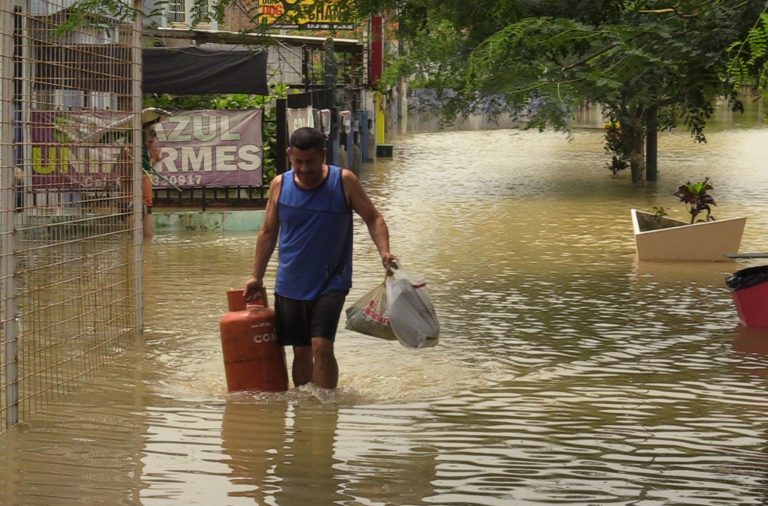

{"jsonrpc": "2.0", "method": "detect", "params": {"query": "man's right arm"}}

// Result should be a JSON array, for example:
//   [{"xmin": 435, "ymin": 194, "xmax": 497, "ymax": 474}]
[{"xmin": 244, "ymin": 175, "xmax": 282, "ymax": 301}]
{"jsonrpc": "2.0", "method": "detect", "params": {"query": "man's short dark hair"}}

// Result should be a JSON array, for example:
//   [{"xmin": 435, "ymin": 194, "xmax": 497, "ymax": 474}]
[{"xmin": 290, "ymin": 127, "xmax": 326, "ymax": 151}]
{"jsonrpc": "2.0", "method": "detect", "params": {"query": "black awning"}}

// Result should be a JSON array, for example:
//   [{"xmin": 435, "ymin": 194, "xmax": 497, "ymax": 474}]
[{"xmin": 142, "ymin": 47, "xmax": 269, "ymax": 95}]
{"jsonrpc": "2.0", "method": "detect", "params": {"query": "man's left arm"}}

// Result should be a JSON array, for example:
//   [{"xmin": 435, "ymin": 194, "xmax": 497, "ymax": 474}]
[{"xmin": 342, "ymin": 169, "xmax": 396, "ymax": 268}]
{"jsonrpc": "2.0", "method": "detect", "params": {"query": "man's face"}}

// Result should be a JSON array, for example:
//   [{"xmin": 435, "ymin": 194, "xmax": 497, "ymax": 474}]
[{"xmin": 288, "ymin": 146, "xmax": 326, "ymax": 188}]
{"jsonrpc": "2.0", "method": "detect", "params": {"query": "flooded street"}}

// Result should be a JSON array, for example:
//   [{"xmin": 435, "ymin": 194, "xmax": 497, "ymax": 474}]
[{"xmin": 4, "ymin": 116, "xmax": 768, "ymax": 504}]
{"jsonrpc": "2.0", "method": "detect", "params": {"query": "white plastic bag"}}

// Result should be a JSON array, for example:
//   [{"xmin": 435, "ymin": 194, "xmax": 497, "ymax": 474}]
[
  {"xmin": 345, "ymin": 280, "xmax": 397, "ymax": 340},
  {"xmin": 386, "ymin": 264, "xmax": 440, "ymax": 348}
]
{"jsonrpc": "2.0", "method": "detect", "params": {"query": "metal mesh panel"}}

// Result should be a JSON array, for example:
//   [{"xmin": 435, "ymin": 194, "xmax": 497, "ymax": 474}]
[
  {"xmin": 1, "ymin": 1, "xmax": 142, "ymax": 430},
  {"xmin": 267, "ymin": 41, "xmax": 366, "ymax": 91}
]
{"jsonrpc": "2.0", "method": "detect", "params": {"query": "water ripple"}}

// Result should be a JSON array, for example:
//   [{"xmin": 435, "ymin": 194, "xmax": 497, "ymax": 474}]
[{"xmin": 4, "ymin": 121, "xmax": 768, "ymax": 505}]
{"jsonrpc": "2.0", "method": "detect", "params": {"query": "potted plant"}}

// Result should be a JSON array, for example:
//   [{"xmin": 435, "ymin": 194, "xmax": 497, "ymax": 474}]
[
  {"xmin": 631, "ymin": 178, "xmax": 747, "ymax": 261},
  {"xmin": 673, "ymin": 177, "xmax": 717, "ymax": 223}
]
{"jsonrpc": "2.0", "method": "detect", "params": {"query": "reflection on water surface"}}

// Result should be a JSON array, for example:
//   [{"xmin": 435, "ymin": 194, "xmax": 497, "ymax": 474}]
[{"xmin": 3, "ymin": 116, "xmax": 768, "ymax": 505}]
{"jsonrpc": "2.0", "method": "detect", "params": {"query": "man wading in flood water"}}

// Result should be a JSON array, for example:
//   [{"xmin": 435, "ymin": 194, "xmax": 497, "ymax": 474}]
[{"xmin": 244, "ymin": 127, "xmax": 396, "ymax": 389}]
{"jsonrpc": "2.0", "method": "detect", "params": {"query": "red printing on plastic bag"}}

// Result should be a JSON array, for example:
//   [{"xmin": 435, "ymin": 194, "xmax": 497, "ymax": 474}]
[{"xmin": 363, "ymin": 299, "xmax": 390, "ymax": 325}]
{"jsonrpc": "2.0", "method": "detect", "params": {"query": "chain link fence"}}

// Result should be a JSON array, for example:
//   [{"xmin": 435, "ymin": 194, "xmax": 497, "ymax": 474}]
[{"xmin": 1, "ymin": 1, "xmax": 143, "ymax": 430}]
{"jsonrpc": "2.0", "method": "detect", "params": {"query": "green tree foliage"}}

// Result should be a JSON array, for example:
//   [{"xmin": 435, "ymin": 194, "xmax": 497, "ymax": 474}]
[
  {"xmin": 355, "ymin": 0, "xmax": 764, "ymax": 186},
  {"xmin": 728, "ymin": 6, "xmax": 768, "ymax": 109}
]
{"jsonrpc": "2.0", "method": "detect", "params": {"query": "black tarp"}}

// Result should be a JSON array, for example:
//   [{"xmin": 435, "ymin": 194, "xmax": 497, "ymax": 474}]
[
  {"xmin": 142, "ymin": 47, "xmax": 269, "ymax": 95},
  {"xmin": 33, "ymin": 45, "xmax": 269, "ymax": 95}
]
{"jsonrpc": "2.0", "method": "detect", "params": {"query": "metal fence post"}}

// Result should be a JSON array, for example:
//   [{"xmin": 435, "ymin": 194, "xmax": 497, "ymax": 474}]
[
  {"xmin": 1, "ymin": 2, "xmax": 19, "ymax": 428},
  {"xmin": 324, "ymin": 38, "xmax": 339, "ymax": 165},
  {"xmin": 132, "ymin": 0, "xmax": 144, "ymax": 338},
  {"xmin": 276, "ymin": 98, "xmax": 287, "ymax": 174}
]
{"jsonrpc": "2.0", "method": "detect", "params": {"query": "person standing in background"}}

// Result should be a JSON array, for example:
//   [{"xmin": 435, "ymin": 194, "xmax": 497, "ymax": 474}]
[
  {"xmin": 117, "ymin": 123, "xmax": 161, "ymax": 240},
  {"xmin": 140, "ymin": 125, "xmax": 162, "ymax": 240}
]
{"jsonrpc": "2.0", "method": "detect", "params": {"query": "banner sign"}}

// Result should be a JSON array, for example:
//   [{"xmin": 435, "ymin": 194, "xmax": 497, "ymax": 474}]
[
  {"xmin": 153, "ymin": 109, "xmax": 263, "ymax": 188},
  {"xmin": 30, "ymin": 110, "xmax": 129, "ymax": 189},
  {"xmin": 29, "ymin": 109, "xmax": 264, "ymax": 190},
  {"xmin": 255, "ymin": 0, "xmax": 354, "ymax": 30}
]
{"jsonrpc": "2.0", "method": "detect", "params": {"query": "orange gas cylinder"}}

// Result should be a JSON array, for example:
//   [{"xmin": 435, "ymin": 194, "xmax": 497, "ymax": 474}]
[{"xmin": 219, "ymin": 289, "xmax": 288, "ymax": 392}]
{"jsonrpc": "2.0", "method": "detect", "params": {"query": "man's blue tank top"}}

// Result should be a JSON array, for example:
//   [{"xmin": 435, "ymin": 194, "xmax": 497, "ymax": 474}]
[{"xmin": 275, "ymin": 165, "xmax": 353, "ymax": 300}]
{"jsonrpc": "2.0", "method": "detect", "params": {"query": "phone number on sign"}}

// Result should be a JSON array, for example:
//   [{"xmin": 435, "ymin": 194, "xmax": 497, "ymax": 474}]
[{"xmin": 151, "ymin": 174, "xmax": 202, "ymax": 186}]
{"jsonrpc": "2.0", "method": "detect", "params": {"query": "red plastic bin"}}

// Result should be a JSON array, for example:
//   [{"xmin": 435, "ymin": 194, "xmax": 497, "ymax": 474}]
[{"xmin": 726, "ymin": 266, "xmax": 768, "ymax": 327}]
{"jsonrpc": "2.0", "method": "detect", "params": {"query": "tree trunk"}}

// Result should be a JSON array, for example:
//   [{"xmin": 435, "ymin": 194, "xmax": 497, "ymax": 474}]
[
  {"xmin": 629, "ymin": 126, "xmax": 645, "ymax": 187},
  {"xmin": 646, "ymin": 106, "xmax": 658, "ymax": 182}
]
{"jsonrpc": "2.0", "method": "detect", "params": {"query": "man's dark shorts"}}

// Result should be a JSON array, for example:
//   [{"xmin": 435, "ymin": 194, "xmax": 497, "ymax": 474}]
[{"xmin": 274, "ymin": 291, "xmax": 347, "ymax": 347}]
